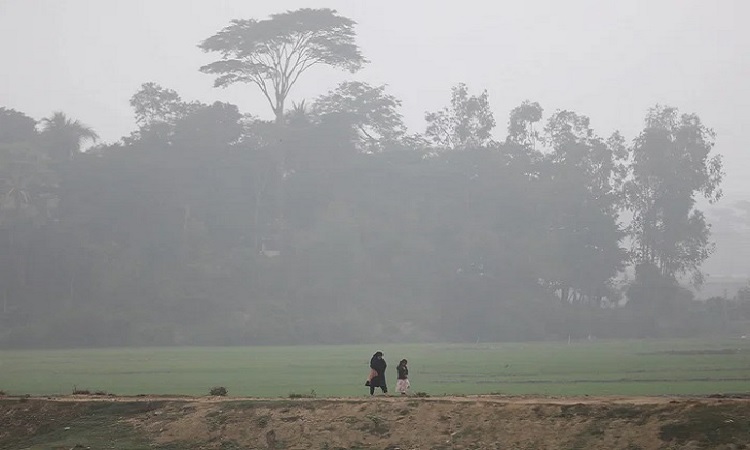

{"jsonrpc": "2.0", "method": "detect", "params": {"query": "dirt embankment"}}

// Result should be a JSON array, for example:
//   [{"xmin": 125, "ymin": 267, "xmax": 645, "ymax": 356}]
[{"xmin": 2, "ymin": 395, "xmax": 750, "ymax": 449}]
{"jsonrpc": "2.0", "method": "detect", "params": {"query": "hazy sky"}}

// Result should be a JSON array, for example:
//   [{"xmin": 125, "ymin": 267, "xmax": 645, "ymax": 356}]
[{"xmin": 1, "ymin": 0, "xmax": 748, "ymax": 194}]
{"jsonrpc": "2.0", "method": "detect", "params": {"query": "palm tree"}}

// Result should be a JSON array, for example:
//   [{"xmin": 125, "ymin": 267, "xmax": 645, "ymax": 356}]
[
  {"xmin": 40, "ymin": 112, "xmax": 99, "ymax": 161},
  {"xmin": 286, "ymin": 100, "xmax": 311, "ymax": 127}
]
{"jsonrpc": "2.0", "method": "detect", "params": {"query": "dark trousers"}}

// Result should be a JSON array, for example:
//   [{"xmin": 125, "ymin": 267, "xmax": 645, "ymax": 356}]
[{"xmin": 370, "ymin": 384, "xmax": 387, "ymax": 395}]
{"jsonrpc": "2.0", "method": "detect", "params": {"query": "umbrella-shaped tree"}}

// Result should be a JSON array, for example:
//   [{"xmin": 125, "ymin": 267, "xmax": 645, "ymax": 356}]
[{"xmin": 199, "ymin": 8, "xmax": 366, "ymax": 124}]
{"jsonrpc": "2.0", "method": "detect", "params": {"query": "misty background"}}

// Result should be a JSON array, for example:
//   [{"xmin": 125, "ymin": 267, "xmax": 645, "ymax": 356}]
[{"xmin": 0, "ymin": 0, "xmax": 748, "ymax": 347}]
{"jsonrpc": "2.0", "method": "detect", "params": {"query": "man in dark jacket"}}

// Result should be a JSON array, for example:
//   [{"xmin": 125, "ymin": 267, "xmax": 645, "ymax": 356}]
[{"xmin": 369, "ymin": 351, "xmax": 388, "ymax": 395}]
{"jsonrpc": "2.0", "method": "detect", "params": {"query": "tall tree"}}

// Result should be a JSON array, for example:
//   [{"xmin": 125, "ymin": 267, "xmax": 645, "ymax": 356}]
[
  {"xmin": 0, "ymin": 108, "xmax": 37, "ymax": 144},
  {"xmin": 199, "ymin": 8, "xmax": 366, "ymax": 124},
  {"xmin": 544, "ymin": 110, "xmax": 628, "ymax": 204},
  {"xmin": 312, "ymin": 81, "xmax": 408, "ymax": 152},
  {"xmin": 506, "ymin": 100, "xmax": 543, "ymax": 149},
  {"xmin": 130, "ymin": 82, "xmax": 196, "ymax": 129},
  {"xmin": 126, "ymin": 83, "xmax": 203, "ymax": 145},
  {"xmin": 425, "ymin": 83, "xmax": 496, "ymax": 150},
  {"xmin": 0, "ymin": 132, "xmax": 57, "ymax": 315},
  {"xmin": 39, "ymin": 112, "xmax": 99, "ymax": 161},
  {"xmin": 625, "ymin": 105, "xmax": 723, "ymax": 285},
  {"xmin": 537, "ymin": 110, "xmax": 628, "ymax": 304}
]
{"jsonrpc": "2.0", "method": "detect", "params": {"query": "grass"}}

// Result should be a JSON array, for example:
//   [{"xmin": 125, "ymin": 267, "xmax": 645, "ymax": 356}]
[
  {"xmin": 0, "ymin": 400, "xmax": 173, "ymax": 450},
  {"xmin": 361, "ymin": 414, "xmax": 390, "ymax": 436},
  {"xmin": 659, "ymin": 403, "xmax": 750, "ymax": 446},
  {"xmin": 0, "ymin": 338, "xmax": 749, "ymax": 397}
]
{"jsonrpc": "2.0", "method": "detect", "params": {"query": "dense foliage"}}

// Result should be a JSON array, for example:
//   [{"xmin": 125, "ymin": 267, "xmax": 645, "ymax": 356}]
[{"xmin": 0, "ymin": 9, "xmax": 729, "ymax": 348}]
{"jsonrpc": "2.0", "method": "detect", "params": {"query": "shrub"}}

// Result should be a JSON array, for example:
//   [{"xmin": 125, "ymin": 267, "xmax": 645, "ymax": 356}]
[
  {"xmin": 209, "ymin": 386, "xmax": 228, "ymax": 396},
  {"xmin": 255, "ymin": 414, "xmax": 270, "ymax": 428},
  {"xmin": 288, "ymin": 389, "xmax": 316, "ymax": 399}
]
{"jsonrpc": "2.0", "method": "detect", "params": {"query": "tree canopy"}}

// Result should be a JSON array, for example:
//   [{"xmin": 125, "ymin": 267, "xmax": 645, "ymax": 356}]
[
  {"xmin": 199, "ymin": 8, "xmax": 366, "ymax": 123},
  {"xmin": 0, "ymin": 8, "xmax": 730, "ymax": 346},
  {"xmin": 626, "ymin": 105, "xmax": 724, "ymax": 285},
  {"xmin": 312, "ymin": 81, "xmax": 409, "ymax": 152},
  {"xmin": 0, "ymin": 108, "xmax": 37, "ymax": 144},
  {"xmin": 425, "ymin": 83, "xmax": 496, "ymax": 150},
  {"xmin": 0, "ymin": 93, "xmax": 728, "ymax": 346},
  {"xmin": 39, "ymin": 112, "xmax": 98, "ymax": 161}
]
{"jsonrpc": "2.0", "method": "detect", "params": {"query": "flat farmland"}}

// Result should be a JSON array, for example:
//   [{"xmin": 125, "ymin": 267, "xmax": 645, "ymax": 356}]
[{"xmin": 2, "ymin": 338, "xmax": 749, "ymax": 397}]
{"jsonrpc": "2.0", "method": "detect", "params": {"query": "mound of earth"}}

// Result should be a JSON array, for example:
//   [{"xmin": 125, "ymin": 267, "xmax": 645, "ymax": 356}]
[{"xmin": 1, "ymin": 394, "xmax": 749, "ymax": 449}]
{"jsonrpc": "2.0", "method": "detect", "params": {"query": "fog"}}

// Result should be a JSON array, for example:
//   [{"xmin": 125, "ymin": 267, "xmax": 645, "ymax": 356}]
[{"xmin": 0, "ymin": 1, "xmax": 747, "ymax": 348}]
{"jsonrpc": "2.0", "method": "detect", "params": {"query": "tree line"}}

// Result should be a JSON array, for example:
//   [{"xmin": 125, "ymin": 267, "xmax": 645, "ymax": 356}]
[{"xmin": 0, "ymin": 8, "xmax": 734, "ymax": 347}]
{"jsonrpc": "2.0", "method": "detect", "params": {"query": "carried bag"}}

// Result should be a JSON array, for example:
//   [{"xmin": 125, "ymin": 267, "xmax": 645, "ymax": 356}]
[{"xmin": 364, "ymin": 368, "xmax": 377, "ymax": 386}]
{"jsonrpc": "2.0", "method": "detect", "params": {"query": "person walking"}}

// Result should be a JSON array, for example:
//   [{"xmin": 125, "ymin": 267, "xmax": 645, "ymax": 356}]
[
  {"xmin": 368, "ymin": 351, "xmax": 388, "ymax": 395},
  {"xmin": 396, "ymin": 359, "xmax": 410, "ymax": 395}
]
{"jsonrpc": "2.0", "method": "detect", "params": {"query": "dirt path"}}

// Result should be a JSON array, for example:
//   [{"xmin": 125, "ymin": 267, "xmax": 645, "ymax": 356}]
[
  {"xmin": 2, "ymin": 394, "xmax": 750, "ymax": 449},
  {"xmin": 14, "ymin": 392, "xmax": 750, "ymax": 405}
]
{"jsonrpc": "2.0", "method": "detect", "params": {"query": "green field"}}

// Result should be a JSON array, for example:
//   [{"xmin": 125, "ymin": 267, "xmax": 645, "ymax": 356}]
[{"xmin": 2, "ymin": 338, "xmax": 750, "ymax": 397}]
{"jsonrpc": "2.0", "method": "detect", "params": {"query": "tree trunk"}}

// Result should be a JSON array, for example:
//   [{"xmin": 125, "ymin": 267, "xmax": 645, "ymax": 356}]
[
  {"xmin": 274, "ymin": 98, "xmax": 285, "ymax": 125},
  {"xmin": 253, "ymin": 180, "xmax": 264, "ymax": 252}
]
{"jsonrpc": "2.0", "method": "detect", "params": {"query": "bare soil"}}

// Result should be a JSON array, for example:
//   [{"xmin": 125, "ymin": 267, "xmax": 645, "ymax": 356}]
[{"xmin": 2, "ymin": 394, "xmax": 750, "ymax": 449}]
